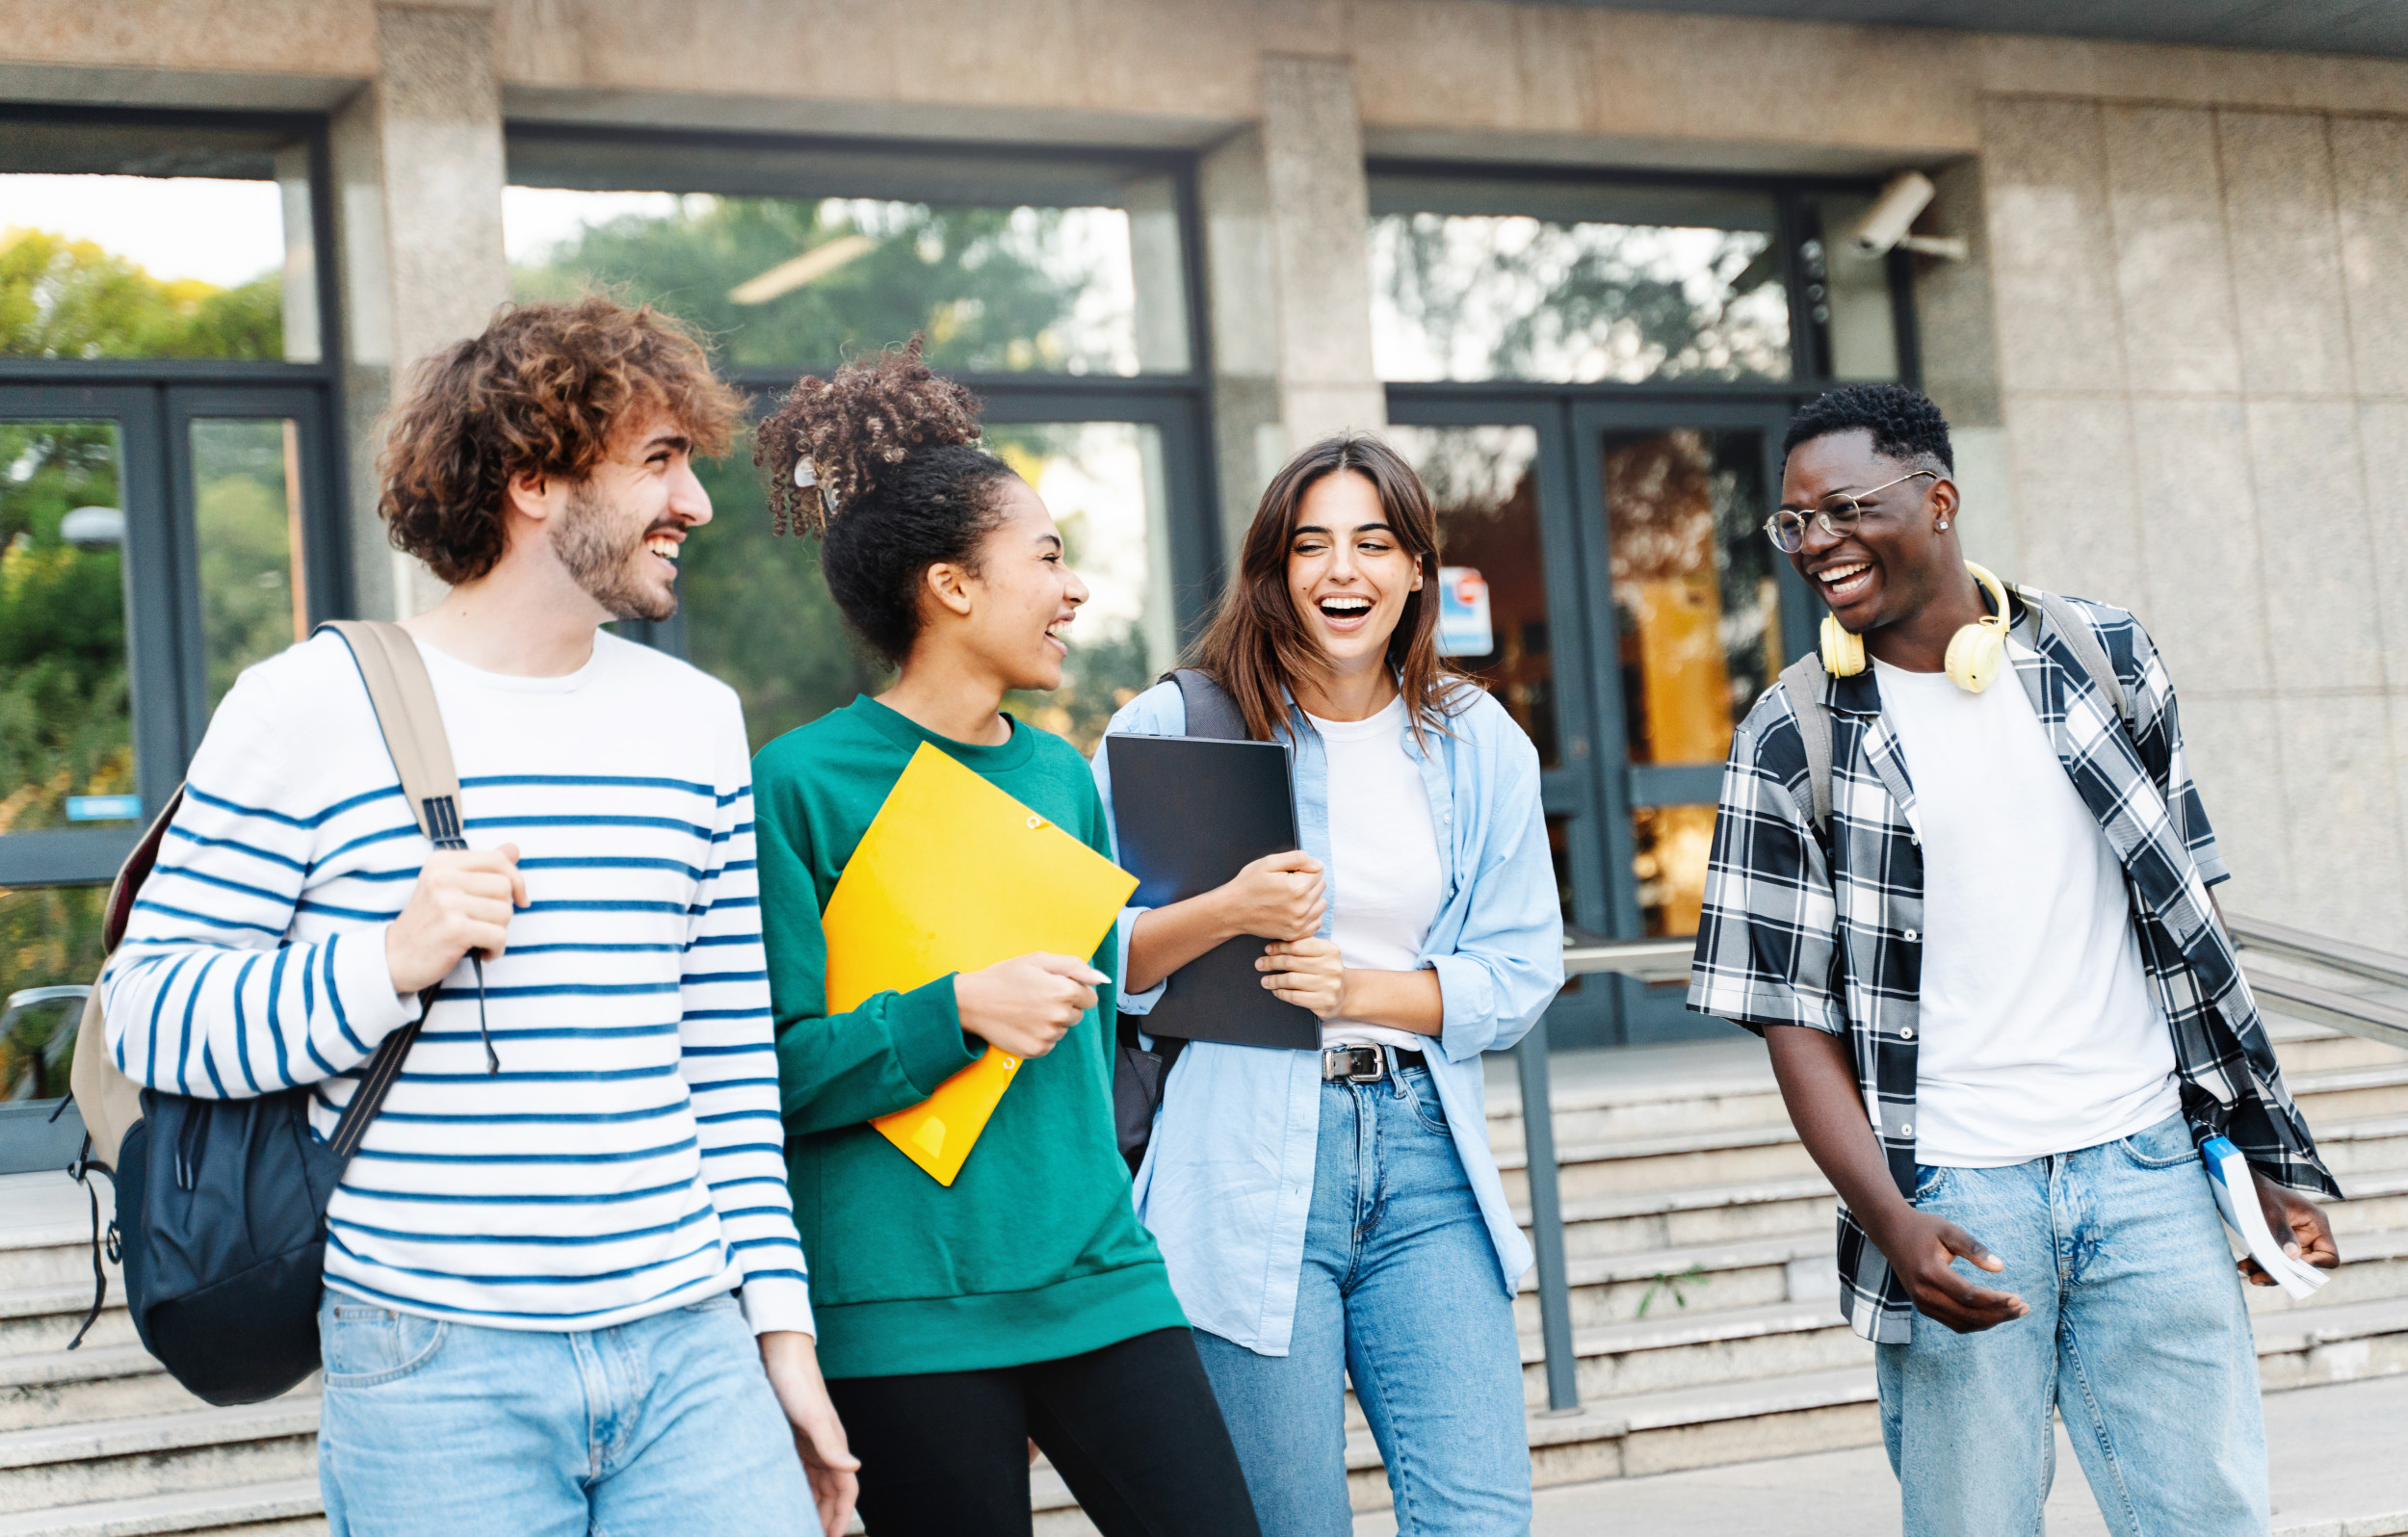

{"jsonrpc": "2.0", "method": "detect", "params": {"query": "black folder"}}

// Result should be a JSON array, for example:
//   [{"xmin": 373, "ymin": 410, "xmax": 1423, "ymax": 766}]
[{"xmin": 1104, "ymin": 734, "xmax": 1322, "ymax": 1050}]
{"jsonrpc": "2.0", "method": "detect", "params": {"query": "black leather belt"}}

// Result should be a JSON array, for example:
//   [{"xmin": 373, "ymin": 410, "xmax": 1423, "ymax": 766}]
[{"xmin": 1320, "ymin": 1044, "xmax": 1429, "ymax": 1082}]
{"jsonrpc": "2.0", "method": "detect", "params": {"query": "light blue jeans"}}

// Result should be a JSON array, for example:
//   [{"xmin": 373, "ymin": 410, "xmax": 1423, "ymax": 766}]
[
  {"xmin": 316, "ymin": 1290, "xmax": 818, "ymax": 1536},
  {"xmin": 1193, "ymin": 1063, "xmax": 1531, "ymax": 1537},
  {"xmin": 1877, "ymin": 1112, "xmax": 2269, "ymax": 1537}
]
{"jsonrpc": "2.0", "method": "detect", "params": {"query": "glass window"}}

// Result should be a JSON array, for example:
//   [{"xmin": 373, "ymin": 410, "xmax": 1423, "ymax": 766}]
[
  {"xmin": 0, "ymin": 420, "xmax": 135, "ymax": 834},
  {"xmin": 1633, "ymin": 804, "xmax": 1717, "ymax": 939},
  {"xmin": 1369, "ymin": 176, "xmax": 1789, "ymax": 384},
  {"xmin": 1604, "ymin": 428, "xmax": 1783, "ymax": 767},
  {"xmin": 1386, "ymin": 424, "xmax": 1562, "ymax": 768},
  {"xmin": 0, "ymin": 887, "xmax": 103, "ymax": 1102},
  {"xmin": 505, "ymin": 138, "xmax": 1190, "ymax": 376},
  {"xmin": 682, "ymin": 421, "xmax": 1174, "ymax": 757},
  {"xmin": 191, "ymin": 418, "xmax": 310, "ymax": 707},
  {"xmin": 0, "ymin": 122, "xmax": 319, "ymax": 362}
]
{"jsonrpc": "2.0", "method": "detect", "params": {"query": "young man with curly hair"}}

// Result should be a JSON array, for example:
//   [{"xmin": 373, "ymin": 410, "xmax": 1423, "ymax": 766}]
[
  {"xmin": 1689, "ymin": 383, "xmax": 2340, "ymax": 1535},
  {"xmin": 100, "ymin": 299, "xmax": 859, "ymax": 1536}
]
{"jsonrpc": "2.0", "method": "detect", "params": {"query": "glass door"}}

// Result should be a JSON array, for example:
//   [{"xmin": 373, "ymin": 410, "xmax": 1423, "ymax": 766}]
[
  {"xmin": 1385, "ymin": 403, "xmax": 1618, "ymax": 1044},
  {"xmin": 1570, "ymin": 400, "xmax": 1816, "ymax": 1040},
  {"xmin": 0, "ymin": 382, "xmax": 339, "ymax": 1141}
]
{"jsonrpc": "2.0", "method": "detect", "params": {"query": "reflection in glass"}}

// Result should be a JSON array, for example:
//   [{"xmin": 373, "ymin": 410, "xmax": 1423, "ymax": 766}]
[
  {"xmin": 191, "ymin": 419, "xmax": 308, "ymax": 707},
  {"xmin": 1633, "ymin": 804, "xmax": 1716, "ymax": 939},
  {"xmin": 1386, "ymin": 424, "xmax": 1560, "ymax": 768},
  {"xmin": 507, "ymin": 179, "xmax": 1185, "ymax": 377},
  {"xmin": 0, "ymin": 885, "xmax": 103, "ymax": 1101},
  {"xmin": 992, "ymin": 423, "xmax": 1173, "ymax": 753},
  {"xmin": 0, "ymin": 422, "xmax": 134, "ymax": 833},
  {"xmin": 1545, "ymin": 814, "xmax": 1582, "ymax": 989},
  {"xmin": 1369, "ymin": 177, "xmax": 1790, "ymax": 384},
  {"xmin": 683, "ymin": 422, "xmax": 1171, "ymax": 757},
  {"xmin": 1605, "ymin": 430, "xmax": 1783, "ymax": 767},
  {"xmin": 1, "ymin": 140, "xmax": 317, "ymax": 362}
]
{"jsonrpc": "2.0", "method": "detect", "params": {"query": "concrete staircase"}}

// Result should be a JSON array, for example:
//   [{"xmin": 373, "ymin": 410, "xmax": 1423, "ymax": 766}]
[{"xmin": 6, "ymin": 1017, "xmax": 2406, "ymax": 1537}]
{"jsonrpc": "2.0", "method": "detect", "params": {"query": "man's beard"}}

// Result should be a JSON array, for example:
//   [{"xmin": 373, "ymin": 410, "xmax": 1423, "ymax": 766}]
[{"xmin": 552, "ymin": 482, "xmax": 678, "ymax": 623}]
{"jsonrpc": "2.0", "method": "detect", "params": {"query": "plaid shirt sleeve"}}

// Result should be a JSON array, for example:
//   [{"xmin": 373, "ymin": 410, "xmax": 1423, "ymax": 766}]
[
  {"xmin": 2079, "ymin": 600, "xmax": 2231, "ymax": 886},
  {"xmin": 1688, "ymin": 697, "xmax": 1845, "ymax": 1037}
]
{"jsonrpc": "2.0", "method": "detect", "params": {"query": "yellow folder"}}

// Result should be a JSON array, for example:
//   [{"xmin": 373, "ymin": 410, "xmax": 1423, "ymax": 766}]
[{"xmin": 822, "ymin": 742, "xmax": 1139, "ymax": 1185}]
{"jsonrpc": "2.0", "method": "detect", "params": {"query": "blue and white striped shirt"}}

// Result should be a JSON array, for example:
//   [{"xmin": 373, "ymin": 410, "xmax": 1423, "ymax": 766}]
[{"xmin": 101, "ymin": 631, "xmax": 813, "ymax": 1337}]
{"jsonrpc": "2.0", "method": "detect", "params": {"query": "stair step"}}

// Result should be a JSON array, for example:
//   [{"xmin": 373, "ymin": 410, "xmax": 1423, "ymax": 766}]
[
  {"xmin": 0, "ymin": 1402, "xmax": 320, "ymax": 1517},
  {"xmin": 0, "ymin": 1477, "xmax": 322, "ymax": 1537},
  {"xmin": 0, "ymin": 1290, "xmax": 134, "ymax": 1362},
  {"xmin": 1512, "ymin": 1175, "xmax": 1835, "ymax": 1258},
  {"xmin": 0, "ymin": 1350, "xmax": 204, "ymax": 1436}
]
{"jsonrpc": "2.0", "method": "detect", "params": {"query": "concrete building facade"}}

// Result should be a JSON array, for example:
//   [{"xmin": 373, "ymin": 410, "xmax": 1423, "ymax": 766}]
[{"xmin": 8, "ymin": 1, "xmax": 2408, "ymax": 1051}]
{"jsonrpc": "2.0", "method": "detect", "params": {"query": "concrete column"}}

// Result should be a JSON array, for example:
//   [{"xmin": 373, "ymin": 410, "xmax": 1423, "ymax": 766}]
[
  {"xmin": 1911, "ymin": 156, "xmax": 2020, "ymax": 584},
  {"xmin": 331, "ymin": 1, "xmax": 510, "ymax": 619},
  {"xmin": 1199, "ymin": 55, "xmax": 1385, "ymax": 553}
]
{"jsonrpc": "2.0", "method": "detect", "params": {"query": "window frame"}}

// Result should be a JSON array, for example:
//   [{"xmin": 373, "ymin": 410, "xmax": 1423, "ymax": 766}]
[
  {"xmin": 507, "ymin": 126, "xmax": 1228, "ymax": 664},
  {"xmin": 0, "ymin": 105, "xmax": 353, "ymax": 887}
]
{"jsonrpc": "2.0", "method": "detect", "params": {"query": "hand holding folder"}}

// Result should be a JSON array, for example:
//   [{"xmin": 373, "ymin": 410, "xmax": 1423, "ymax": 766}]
[{"xmin": 820, "ymin": 742, "xmax": 1138, "ymax": 1185}]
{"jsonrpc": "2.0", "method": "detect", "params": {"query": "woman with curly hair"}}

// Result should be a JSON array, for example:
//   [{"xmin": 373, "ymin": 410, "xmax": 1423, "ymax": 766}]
[
  {"xmin": 748, "ymin": 340, "xmax": 1259, "ymax": 1537},
  {"xmin": 1094, "ymin": 435, "xmax": 1564, "ymax": 1535}
]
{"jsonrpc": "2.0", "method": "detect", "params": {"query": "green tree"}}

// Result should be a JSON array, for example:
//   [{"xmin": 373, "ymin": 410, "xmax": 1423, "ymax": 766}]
[
  {"xmin": 1, "ymin": 228, "xmax": 282, "ymax": 360},
  {"xmin": 519, "ymin": 195, "xmax": 1152, "ymax": 749}
]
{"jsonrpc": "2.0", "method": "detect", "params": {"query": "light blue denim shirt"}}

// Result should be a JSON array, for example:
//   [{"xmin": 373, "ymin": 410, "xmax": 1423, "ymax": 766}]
[{"xmin": 1091, "ymin": 678, "xmax": 1565, "ymax": 1356}]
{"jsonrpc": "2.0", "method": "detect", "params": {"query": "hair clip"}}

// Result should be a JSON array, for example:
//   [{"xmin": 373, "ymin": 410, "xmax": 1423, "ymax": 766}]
[{"xmin": 794, "ymin": 456, "xmax": 839, "ymax": 523}]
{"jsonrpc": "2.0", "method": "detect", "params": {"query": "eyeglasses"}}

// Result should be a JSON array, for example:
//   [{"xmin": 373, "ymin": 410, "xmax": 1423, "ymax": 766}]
[{"xmin": 1763, "ymin": 470, "xmax": 1937, "ymax": 554}]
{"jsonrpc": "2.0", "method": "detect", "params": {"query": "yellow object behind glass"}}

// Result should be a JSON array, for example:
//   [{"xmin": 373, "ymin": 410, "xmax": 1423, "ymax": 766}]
[{"xmin": 822, "ymin": 742, "xmax": 1138, "ymax": 1185}]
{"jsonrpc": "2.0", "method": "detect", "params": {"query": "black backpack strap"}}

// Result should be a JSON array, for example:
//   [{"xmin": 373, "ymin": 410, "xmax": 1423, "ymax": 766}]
[
  {"xmin": 1779, "ymin": 653, "xmax": 1834, "ymax": 834},
  {"xmin": 1167, "ymin": 667, "xmax": 1249, "ymax": 742}
]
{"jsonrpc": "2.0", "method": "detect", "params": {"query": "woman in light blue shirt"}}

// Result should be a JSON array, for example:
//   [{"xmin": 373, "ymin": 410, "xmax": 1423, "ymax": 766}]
[{"xmin": 1091, "ymin": 435, "xmax": 1564, "ymax": 1536}]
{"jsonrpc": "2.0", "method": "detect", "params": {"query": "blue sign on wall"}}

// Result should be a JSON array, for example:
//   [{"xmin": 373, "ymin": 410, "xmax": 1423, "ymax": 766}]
[
  {"xmin": 65, "ymin": 795, "xmax": 144, "ymax": 823},
  {"xmin": 1437, "ymin": 566, "xmax": 1494, "ymax": 659}
]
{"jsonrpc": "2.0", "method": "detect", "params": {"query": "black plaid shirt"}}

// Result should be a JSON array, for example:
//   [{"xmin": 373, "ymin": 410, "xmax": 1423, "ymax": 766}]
[{"xmin": 1688, "ymin": 586, "xmax": 2337, "ymax": 1344}]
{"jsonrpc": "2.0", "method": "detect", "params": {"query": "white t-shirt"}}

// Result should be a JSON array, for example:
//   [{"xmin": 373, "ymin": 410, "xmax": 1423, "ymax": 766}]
[
  {"xmin": 1305, "ymin": 695, "xmax": 1445, "ymax": 1055},
  {"xmin": 1871, "ymin": 643, "xmax": 2181, "ymax": 1166}
]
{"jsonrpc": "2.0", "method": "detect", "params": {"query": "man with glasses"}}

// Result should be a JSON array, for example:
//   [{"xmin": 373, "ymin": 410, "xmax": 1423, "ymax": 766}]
[{"xmin": 1688, "ymin": 383, "xmax": 2339, "ymax": 1534}]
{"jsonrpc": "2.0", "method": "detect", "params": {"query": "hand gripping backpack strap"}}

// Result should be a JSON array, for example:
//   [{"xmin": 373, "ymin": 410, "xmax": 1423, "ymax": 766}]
[
  {"xmin": 315, "ymin": 620, "xmax": 485, "ymax": 1158},
  {"xmin": 1778, "ymin": 653, "xmax": 1835, "ymax": 835}
]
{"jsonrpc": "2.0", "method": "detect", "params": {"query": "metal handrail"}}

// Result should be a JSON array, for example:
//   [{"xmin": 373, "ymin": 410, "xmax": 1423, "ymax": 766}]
[
  {"xmin": 2228, "ymin": 914, "xmax": 2408, "ymax": 1053},
  {"xmin": 1513, "ymin": 930, "xmax": 1698, "ymax": 1414}
]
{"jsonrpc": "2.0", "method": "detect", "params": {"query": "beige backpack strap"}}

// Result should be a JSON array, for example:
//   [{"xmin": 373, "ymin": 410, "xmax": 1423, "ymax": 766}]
[
  {"xmin": 318, "ymin": 620, "xmax": 464, "ymax": 847},
  {"xmin": 316, "ymin": 619, "xmax": 494, "ymax": 1119},
  {"xmin": 2026, "ymin": 588, "xmax": 2133, "ymax": 731},
  {"xmin": 1779, "ymin": 652, "xmax": 1834, "ymax": 834}
]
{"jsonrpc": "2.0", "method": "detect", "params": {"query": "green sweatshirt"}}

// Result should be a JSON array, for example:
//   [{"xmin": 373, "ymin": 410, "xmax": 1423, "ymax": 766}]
[{"xmin": 753, "ymin": 695, "xmax": 1186, "ymax": 1378}]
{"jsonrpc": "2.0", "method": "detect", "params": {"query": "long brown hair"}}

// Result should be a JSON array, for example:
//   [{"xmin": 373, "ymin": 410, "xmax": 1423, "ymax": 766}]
[{"xmin": 1191, "ymin": 433, "xmax": 1475, "ymax": 743}]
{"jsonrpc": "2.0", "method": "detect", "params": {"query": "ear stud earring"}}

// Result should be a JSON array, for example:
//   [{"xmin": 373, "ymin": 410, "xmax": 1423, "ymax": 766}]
[{"xmin": 1937, "ymin": 520, "xmax": 1950, "ymax": 530}]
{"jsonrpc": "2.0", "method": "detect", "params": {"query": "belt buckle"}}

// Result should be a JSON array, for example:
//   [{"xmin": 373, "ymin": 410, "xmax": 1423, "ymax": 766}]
[{"xmin": 1329, "ymin": 1045, "xmax": 1385, "ymax": 1083}]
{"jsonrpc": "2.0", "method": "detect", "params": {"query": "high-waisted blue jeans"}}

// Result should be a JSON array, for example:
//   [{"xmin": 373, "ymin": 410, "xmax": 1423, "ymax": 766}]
[
  {"xmin": 316, "ymin": 1290, "xmax": 817, "ymax": 1535},
  {"xmin": 1877, "ymin": 1112, "xmax": 2269, "ymax": 1537},
  {"xmin": 1192, "ymin": 1064, "xmax": 1531, "ymax": 1537}
]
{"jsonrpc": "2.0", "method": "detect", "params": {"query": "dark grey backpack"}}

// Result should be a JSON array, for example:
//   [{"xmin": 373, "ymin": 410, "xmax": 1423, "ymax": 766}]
[
  {"xmin": 1110, "ymin": 669, "xmax": 1248, "ymax": 1174},
  {"xmin": 77, "ymin": 621, "xmax": 474, "ymax": 1405}
]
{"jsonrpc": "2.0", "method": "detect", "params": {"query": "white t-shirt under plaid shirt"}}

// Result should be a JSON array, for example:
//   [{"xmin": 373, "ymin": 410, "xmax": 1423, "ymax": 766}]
[
  {"xmin": 101, "ymin": 631, "xmax": 812, "ymax": 1337},
  {"xmin": 1687, "ymin": 588, "xmax": 2334, "ymax": 1344}
]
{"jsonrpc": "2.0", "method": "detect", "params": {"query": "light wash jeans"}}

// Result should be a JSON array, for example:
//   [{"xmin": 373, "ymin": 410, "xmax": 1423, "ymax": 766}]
[
  {"xmin": 1193, "ymin": 1062, "xmax": 1531, "ymax": 1537},
  {"xmin": 1877, "ymin": 1112, "xmax": 2269, "ymax": 1537},
  {"xmin": 316, "ymin": 1290, "xmax": 818, "ymax": 1536}
]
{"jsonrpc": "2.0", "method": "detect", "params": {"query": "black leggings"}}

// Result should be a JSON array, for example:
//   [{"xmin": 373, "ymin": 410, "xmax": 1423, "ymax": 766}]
[{"xmin": 825, "ymin": 1327, "xmax": 1261, "ymax": 1537}]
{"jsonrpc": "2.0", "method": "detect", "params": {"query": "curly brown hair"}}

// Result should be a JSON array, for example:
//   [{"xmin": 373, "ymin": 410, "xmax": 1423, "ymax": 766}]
[
  {"xmin": 752, "ymin": 338, "xmax": 1021, "ymax": 664},
  {"xmin": 752, "ymin": 335, "xmax": 984, "ymax": 537},
  {"xmin": 377, "ymin": 298, "xmax": 745, "ymax": 586}
]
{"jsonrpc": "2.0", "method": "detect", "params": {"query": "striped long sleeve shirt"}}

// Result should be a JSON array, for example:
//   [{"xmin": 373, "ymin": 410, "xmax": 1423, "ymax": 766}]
[{"xmin": 100, "ymin": 630, "xmax": 812, "ymax": 1337}]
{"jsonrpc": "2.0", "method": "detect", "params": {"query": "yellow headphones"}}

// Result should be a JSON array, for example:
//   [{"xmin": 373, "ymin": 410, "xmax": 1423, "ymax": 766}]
[{"xmin": 1820, "ymin": 561, "xmax": 2013, "ymax": 693}]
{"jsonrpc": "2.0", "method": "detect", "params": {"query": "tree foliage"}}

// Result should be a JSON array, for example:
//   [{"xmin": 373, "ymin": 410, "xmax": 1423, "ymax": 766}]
[
  {"xmin": 519, "ymin": 195, "xmax": 1154, "ymax": 750},
  {"xmin": 1, "ymin": 228, "xmax": 282, "ymax": 360}
]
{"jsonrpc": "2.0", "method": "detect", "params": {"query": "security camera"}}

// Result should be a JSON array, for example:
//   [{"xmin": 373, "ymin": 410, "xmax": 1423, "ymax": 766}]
[{"xmin": 1846, "ymin": 171, "xmax": 1968, "ymax": 262}]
